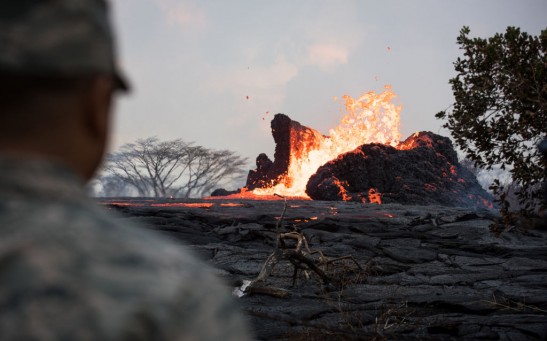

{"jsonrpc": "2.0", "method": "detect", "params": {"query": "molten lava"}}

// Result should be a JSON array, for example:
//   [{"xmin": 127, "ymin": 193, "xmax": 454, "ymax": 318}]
[{"xmin": 253, "ymin": 85, "xmax": 402, "ymax": 198}]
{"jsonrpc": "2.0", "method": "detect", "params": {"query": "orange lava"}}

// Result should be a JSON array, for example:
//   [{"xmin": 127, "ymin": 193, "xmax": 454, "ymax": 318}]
[
  {"xmin": 205, "ymin": 188, "xmax": 310, "ymax": 201},
  {"xmin": 107, "ymin": 202, "xmax": 139, "ymax": 207},
  {"xmin": 219, "ymin": 203, "xmax": 245, "ymax": 207},
  {"xmin": 252, "ymin": 85, "xmax": 402, "ymax": 201},
  {"xmin": 151, "ymin": 203, "xmax": 214, "ymax": 208},
  {"xmin": 481, "ymin": 197, "xmax": 494, "ymax": 209},
  {"xmin": 367, "ymin": 188, "xmax": 382, "ymax": 204}
]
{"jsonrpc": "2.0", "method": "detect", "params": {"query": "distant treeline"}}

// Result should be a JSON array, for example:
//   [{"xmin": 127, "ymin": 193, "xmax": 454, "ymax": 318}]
[{"xmin": 90, "ymin": 137, "xmax": 248, "ymax": 198}]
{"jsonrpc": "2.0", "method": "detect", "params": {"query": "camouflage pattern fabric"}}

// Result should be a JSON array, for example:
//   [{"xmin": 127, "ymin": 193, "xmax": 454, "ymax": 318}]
[
  {"xmin": 0, "ymin": 156, "xmax": 252, "ymax": 340},
  {"xmin": 0, "ymin": 0, "xmax": 129, "ymax": 90}
]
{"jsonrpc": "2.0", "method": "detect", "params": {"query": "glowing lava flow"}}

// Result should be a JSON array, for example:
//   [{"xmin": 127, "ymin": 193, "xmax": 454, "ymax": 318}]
[{"xmin": 253, "ymin": 85, "xmax": 402, "ymax": 198}]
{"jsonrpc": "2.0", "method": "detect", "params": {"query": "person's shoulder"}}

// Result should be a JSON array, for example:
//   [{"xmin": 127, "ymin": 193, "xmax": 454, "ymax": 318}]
[
  {"xmin": 0, "ymin": 199, "xmax": 252, "ymax": 340},
  {"xmin": 35, "ymin": 199, "xmax": 206, "ymax": 271},
  {"xmin": 68, "ymin": 202, "xmax": 253, "ymax": 340},
  {"xmin": 2, "ymin": 195, "xmax": 215, "ymax": 296}
]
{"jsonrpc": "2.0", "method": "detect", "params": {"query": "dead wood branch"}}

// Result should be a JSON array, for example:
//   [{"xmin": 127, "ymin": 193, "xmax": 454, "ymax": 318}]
[
  {"xmin": 322, "ymin": 255, "xmax": 363, "ymax": 271},
  {"xmin": 482, "ymin": 294, "xmax": 547, "ymax": 313},
  {"xmin": 274, "ymin": 193, "xmax": 287, "ymax": 248},
  {"xmin": 244, "ymin": 196, "xmax": 363, "ymax": 295}
]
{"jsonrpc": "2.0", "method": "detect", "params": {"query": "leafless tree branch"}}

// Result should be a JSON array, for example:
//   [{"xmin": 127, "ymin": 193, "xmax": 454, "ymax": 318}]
[{"xmin": 96, "ymin": 137, "xmax": 248, "ymax": 198}]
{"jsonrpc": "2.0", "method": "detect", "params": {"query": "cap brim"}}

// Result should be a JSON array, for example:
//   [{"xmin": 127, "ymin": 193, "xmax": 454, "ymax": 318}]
[{"xmin": 114, "ymin": 72, "xmax": 130, "ymax": 92}]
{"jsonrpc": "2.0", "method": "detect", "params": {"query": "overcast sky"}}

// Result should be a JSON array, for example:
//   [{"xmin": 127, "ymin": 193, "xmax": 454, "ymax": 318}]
[{"xmin": 109, "ymin": 0, "xmax": 546, "ymax": 167}]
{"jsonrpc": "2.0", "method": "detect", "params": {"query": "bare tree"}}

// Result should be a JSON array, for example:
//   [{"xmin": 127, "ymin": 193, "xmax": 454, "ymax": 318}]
[
  {"xmin": 98, "ymin": 137, "xmax": 248, "ymax": 198},
  {"xmin": 90, "ymin": 175, "xmax": 136, "ymax": 197},
  {"xmin": 176, "ymin": 149, "xmax": 248, "ymax": 198}
]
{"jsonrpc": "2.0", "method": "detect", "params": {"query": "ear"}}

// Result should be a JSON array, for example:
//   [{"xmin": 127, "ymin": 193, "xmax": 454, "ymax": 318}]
[
  {"xmin": 77, "ymin": 75, "xmax": 115, "ymax": 181},
  {"xmin": 83, "ymin": 75, "xmax": 114, "ymax": 141}
]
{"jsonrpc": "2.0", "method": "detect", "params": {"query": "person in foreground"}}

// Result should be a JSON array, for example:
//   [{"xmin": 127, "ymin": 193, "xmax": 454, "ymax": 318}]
[{"xmin": 0, "ymin": 1, "xmax": 252, "ymax": 340}]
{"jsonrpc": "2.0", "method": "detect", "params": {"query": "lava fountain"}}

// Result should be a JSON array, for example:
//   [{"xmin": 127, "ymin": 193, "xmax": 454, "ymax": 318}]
[{"xmin": 252, "ymin": 85, "xmax": 402, "ymax": 198}]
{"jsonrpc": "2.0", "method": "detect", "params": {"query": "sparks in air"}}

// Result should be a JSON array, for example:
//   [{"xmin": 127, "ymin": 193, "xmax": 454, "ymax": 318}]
[{"xmin": 253, "ymin": 85, "xmax": 402, "ymax": 198}]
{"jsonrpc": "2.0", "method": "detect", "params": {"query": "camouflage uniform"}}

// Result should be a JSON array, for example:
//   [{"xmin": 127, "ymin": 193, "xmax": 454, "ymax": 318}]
[
  {"xmin": 0, "ymin": 1, "xmax": 251, "ymax": 340},
  {"xmin": 0, "ymin": 0, "xmax": 129, "ymax": 90},
  {"xmin": 0, "ymin": 157, "xmax": 252, "ymax": 340}
]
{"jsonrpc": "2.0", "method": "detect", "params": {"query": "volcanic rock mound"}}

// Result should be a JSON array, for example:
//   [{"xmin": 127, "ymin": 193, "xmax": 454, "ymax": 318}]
[
  {"xmin": 306, "ymin": 131, "xmax": 493, "ymax": 207},
  {"xmin": 246, "ymin": 114, "xmax": 493, "ymax": 208},
  {"xmin": 246, "ymin": 113, "xmax": 326, "ymax": 190}
]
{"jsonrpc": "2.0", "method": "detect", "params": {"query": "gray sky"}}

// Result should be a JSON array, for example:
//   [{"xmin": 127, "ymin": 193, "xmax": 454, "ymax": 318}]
[{"xmin": 110, "ymin": 0, "xmax": 546, "ymax": 166}]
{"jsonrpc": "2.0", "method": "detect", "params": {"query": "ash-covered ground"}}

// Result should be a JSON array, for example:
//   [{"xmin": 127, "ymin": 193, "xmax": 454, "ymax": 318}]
[{"xmin": 101, "ymin": 198, "xmax": 547, "ymax": 340}]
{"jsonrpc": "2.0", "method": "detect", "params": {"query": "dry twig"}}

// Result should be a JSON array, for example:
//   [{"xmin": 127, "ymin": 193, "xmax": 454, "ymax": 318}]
[
  {"xmin": 244, "ymin": 195, "xmax": 362, "ymax": 295},
  {"xmin": 482, "ymin": 294, "xmax": 547, "ymax": 313}
]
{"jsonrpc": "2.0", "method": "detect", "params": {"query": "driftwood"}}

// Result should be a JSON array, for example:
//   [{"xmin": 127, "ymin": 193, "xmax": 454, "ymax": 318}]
[{"xmin": 245, "ymin": 195, "xmax": 362, "ymax": 295}]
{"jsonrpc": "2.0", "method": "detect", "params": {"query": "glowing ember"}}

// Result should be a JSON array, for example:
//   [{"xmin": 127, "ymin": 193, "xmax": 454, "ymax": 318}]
[
  {"xmin": 367, "ymin": 188, "xmax": 382, "ymax": 204},
  {"xmin": 107, "ymin": 202, "xmax": 138, "ymax": 207},
  {"xmin": 253, "ymin": 85, "xmax": 401, "ymax": 198},
  {"xmin": 151, "ymin": 203, "xmax": 214, "ymax": 208},
  {"xmin": 206, "ymin": 187, "xmax": 308, "ymax": 201}
]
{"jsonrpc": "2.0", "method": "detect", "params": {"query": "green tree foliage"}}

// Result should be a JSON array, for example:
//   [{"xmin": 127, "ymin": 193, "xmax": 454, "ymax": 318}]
[{"xmin": 436, "ymin": 26, "xmax": 547, "ymax": 223}]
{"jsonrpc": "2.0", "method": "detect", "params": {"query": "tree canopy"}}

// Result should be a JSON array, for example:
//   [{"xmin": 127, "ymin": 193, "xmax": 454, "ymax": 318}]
[{"xmin": 436, "ymin": 26, "xmax": 546, "ymax": 219}]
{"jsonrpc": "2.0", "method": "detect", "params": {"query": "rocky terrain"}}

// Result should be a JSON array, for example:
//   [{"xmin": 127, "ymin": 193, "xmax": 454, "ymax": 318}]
[{"xmin": 103, "ymin": 198, "xmax": 547, "ymax": 340}]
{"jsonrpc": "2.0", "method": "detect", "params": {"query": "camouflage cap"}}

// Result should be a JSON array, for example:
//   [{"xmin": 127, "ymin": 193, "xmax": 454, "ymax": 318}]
[{"xmin": 0, "ymin": 0, "xmax": 129, "ymax": 91}]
